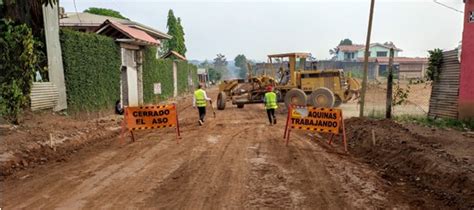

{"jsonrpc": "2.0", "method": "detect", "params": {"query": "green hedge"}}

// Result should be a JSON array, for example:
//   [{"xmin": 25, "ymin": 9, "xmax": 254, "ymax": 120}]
[
  {"xmin": 176, "ymin": 61, "xmax": 198, "ymax": 94},
  {"xmin": 60, "ymin": 29, "xmax": 121, "ymax": 112},
  {"xmin": 143, "ymin": 47, "xmax": 198, "ymax": 103},
  {"xmin": 143, "ymin": 47, "xmax": 174, "ymax": 103}
]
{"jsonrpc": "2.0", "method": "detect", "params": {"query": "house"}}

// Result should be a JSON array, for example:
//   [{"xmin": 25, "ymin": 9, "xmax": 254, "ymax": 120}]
[
  {"xmin": 59, "ymin": 11, "xmax": 172, "ymax": 40},
  {"xmin": 96, "ymin": 20, "xmax": 161, "ymax": 107},
  {"xmin": 459, "ymin": 0, "xmax": 474, "ymax": 119},
  {"xmin": 335, "ymin": 43, "xmax": 402, "ymax": 61}
]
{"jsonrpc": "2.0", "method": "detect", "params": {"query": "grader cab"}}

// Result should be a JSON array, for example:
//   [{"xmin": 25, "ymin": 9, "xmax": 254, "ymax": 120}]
[{"xmin": 216, "ymin": 52, "xmax": 360, "ymax": 110}]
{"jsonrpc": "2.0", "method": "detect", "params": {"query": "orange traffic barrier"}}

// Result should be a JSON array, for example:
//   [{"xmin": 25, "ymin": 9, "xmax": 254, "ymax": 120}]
[
  {"xmin": 120, "ymin": 104, "xmax": 181, "ymax": 143},
  {"xmin": 283, "ymin": 105, "xmax": 347, "ymax": 151}
]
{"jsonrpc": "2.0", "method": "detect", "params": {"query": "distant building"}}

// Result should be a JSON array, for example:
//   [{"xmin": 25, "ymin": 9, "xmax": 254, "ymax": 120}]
[{"xmin": 335, "ymin": 43, "xmax": 402, "ymax": 61}]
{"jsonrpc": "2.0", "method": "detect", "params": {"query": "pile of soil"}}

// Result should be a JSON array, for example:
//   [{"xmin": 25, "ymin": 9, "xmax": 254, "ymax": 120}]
[
  {"xmin": 0, "ymin": 111, "xmax": 122, "ymax": 179},
  {"xmin": 345, "ymin": 118, "xmax": 474, "ymax": 209}
]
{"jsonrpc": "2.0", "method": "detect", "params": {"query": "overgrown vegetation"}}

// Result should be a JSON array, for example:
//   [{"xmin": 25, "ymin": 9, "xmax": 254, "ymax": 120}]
[
  {"xmin": 60, "ymin": 29, "xmax": 121, "ymax": 112},
  {"xmin": 395, "ymin": 115, "xmax": 474, "ymax": 131},
  {"xmin": 392, "ymin": 83, "xmax": 410, "ymax": 107},
  {"xmin": 426, "ymin": 48, "xmax": 443, "ymax": 81},
  {"xmin": 83, "ymin": 7, "xmax": 129, "ymax": 20},
  {"xmin": 142, "ymin": 47, "xmax": 197, "ymax": 104},
  {"xmin": 0, "ymin": 19, "xmax": 44, "ymax": 124},
  {"xmin": 143, "ymin": 47, "xmax": 174, "ymax": 103}
]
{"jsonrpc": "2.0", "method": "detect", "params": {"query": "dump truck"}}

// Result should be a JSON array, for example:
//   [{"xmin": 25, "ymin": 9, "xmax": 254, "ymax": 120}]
[{"xmin": 217, "ymin": 52, "xmax": 360, "ymax": 110}]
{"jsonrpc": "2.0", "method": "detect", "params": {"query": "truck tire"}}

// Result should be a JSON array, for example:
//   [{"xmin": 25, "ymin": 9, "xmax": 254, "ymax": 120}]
[
  {"xmin": 308, "ymin": 87, "xmax": 335, "ymax": 108},
  {"xmin": 237, "ymin": 103, "xmax": 244, "ymax": 108},
  {"xmin": 284, "ymin": 88, "xmax": 307, "ymax": 108},
  {"xmin": 217, "ymin": 92, "xmax": 226, "ymax": 110},
  {"xmin": 334, "ymin": 95, "xmax": 342, "ymax": 107}
]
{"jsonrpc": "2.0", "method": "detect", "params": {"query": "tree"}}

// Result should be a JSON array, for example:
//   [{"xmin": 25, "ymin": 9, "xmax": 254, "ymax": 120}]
[
  {"xmin": 175, "ymin": 18, "xmax": 187, "ymax": 56},
  {"xmin": 208, "ymin": 68, "xmax": 222, "ymax": 82},
  {"xmin": 83, "ymin": 7, "xmax": 128, "ymax": 20},
  {"xmin": 329, "ymin": 38, "xmax": 353, "ymax": 59},
  {"xmin": 162, "ymin": 9, "xmax": 187, "ymax": 56},
  {"xmin": 234, "ymin": 54, "xmax": 248, "ymax": 79},
  {"xmin": 339, "ymin": 38, "xmax": 353, "ymax": 46},
  {"xmin": 214, "ymin": 53, "xmax": 229, "ymax": 78}
]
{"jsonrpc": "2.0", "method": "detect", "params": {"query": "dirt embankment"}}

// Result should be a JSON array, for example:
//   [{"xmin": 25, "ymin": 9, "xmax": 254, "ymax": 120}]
[
  {"xmin": 0, "ymin": 112, "xmax": 122, "ymax": 179},
  {"xmin": 345, "ymin": 118, "xmax": 474, "ymax": 209}
]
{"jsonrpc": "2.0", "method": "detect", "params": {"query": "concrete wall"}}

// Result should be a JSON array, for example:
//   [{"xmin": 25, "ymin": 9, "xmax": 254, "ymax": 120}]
[
  {"xmin": 459, "ymin": 0, "xmax": 474, "ymax": 119},
  {"xmin": 316, "ymin": 61, "xmax": 379, "ymax": 80}
]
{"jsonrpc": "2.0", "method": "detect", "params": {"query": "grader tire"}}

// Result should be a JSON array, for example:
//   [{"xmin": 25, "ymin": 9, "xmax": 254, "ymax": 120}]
[
  {"xmin": 284, "ymin": 88, "xmax": 307, "ymax": 108},
  {"xmin": 334, "ymin": 95, "xmax": 342, "ymax": 107},
  {"xmin": 237, "ymin": 104, "xmax": 244, "ymax": 108},
  {"xmin": 308, "ymin": 87, "xmax": 335, "ymax": 108},
  {"xmin": 217, "ymin": 92, "xmax": 226, "ymax": 110}
]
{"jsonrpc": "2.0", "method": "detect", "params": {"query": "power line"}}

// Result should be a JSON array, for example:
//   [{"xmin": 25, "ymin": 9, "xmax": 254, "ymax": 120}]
[
  {"xmin": 433, "ymin": 0, "xmax": 463, "ymax": 14},
  {"xmin": 73, "ymin": 0, "xmax": 82, "ymax": 24}
]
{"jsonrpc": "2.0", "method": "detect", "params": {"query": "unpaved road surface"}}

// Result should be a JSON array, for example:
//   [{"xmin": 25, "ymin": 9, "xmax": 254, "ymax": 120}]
[{"xmin": 2, "ymin": 89, "xmax": 410, "ymax": 209}]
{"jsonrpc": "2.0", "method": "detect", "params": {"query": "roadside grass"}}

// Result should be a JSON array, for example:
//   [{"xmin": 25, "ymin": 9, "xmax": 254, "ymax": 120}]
[
  {"xmin": 394, "ymin": 115, "xmax": 474, "ymax": 131},
  {"xmin": 365, "ymin": 109, "xmax": 474, "ymax": 131}
]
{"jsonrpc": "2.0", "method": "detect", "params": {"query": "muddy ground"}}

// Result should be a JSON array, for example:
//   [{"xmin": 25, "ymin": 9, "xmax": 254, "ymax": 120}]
[{"xmin": 1, "ymin": 88, "xmax": 473, "ymax": 209}]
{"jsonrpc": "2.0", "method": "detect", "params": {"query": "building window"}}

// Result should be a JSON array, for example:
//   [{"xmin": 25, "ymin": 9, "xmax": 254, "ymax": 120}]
[
  {"xmin": 377, "ymin": 51, "xmax": 388, "ymax": 57},
  {"xmin": 470, "ymin": 11, "xmax": 474, "ymax": 23}
]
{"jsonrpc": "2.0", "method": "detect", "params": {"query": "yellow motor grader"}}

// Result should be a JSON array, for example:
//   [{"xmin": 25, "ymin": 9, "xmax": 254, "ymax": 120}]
[{"xmin": 217, "ymin": 52, "xmax": 360, "ymax": 110}]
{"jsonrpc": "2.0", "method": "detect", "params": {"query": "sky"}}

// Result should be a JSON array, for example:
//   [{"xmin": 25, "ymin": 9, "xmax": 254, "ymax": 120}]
[{"xmin": 60, "ymin": 0, "xmax": 465, "ymax": 61}]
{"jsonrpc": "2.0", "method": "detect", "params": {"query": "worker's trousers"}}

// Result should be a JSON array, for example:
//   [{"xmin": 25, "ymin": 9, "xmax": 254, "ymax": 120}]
[
  {"xmin": 266, "ymin": 108, "xmax": 276, "ymax": 124},
  {"xmin": 198, "ymin": 106, "xmax": 206, "ymax": 122}
]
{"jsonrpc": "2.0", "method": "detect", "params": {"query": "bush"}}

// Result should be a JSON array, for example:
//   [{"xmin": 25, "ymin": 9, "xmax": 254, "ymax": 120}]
[
  {"xmin": 142, "ymin": 47, "xmax": 174, "ymax": 103},
  {"xmin": 176, "ymin": 61, "xmax": 197, "ymax": 94},
  {"xmin": 60, "ymin": 29, "xmax": 121, "ymax": 112},
  {"xmin": 0, "ymin": 19, "xmax": 43, "ymax": 124},
  {"xmin": 427, "ymin": 49, "xmax": 443, "ymax": 81}
]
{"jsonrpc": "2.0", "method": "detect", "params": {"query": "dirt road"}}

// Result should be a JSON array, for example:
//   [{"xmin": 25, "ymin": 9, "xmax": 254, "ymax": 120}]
[{"xmin": 2, "ymin": 89, "xmax": 404, "ymax": 209}]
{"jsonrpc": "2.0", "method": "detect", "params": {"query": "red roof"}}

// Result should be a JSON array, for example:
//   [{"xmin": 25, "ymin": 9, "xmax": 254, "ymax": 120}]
[
  {"xmin": 337, "ymin": 44, "xmax": 365, "ymax": 52},
  {"xmin": 96, "ymin": 20, "xmax": 159, "ymax": 45}
]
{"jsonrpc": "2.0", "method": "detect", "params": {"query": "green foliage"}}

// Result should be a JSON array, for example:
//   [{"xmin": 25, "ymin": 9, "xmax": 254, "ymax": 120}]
[
  {"xmin": 395, "ymin": 115, "xmax": 474, "ymax": 131},
  {"xmin": 143, "ymin": 47, "xmax": 174, "ymax": 103},
  {"xmin": 426, "ymin": 48, "xmax": 443, "ymax": 81},
  {"xmin": 163, "ymin": 9, "xmax": 187, "ymax": 56},
  {"xmin": 0, "ymin": 81, "xmax": 25, "ymax": 124},
  {"xmin": 208, "ymin": 68, "xmax": 222, "ymax": 82},
  {"xmin": 176, "ymin": 61, "xmax": 190, "ymax": 94},
  {"xmin": 60, "ymin": 29, "xmax": 121, "ymax": 112},
  {"xmin": 393, "ymin": 83, "xmax": 410, "ymax": 107},
  {"xmin": 142, "ymin": 47, "xmax": 197, "ymax": 103},
  {"xmin": 83, "ymin": 7, "xmax": 128, "ymax": 20},
  {"xmin": 213, "ymin": 53, "xmax": 228, "ymax": 78},
  {"xmin": 234, "ymin": 54, "xmax": 248, "ymax": 79},
  {"xmin": 0, "ymin": 19, "xmax": 42, "ymax": 124}
]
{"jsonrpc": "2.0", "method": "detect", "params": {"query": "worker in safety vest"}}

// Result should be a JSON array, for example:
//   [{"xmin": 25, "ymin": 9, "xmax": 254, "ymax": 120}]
[
  {"xmin": 193, "ymin": 84, "xmax": 212, "ymax": 126},
  {"xmin": 263, "ymin": 85, "xmax": 278, "ymax": 125}
]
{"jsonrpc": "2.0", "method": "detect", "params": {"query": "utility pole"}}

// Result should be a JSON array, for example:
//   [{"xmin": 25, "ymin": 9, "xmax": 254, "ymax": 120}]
[
  {"xmin": 386, "ymin": 48, "xmax": 394, "ymax": 119},
  {"xmin": 359, "ymin": 0, "xmax": 376, "ymax": 117}
]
